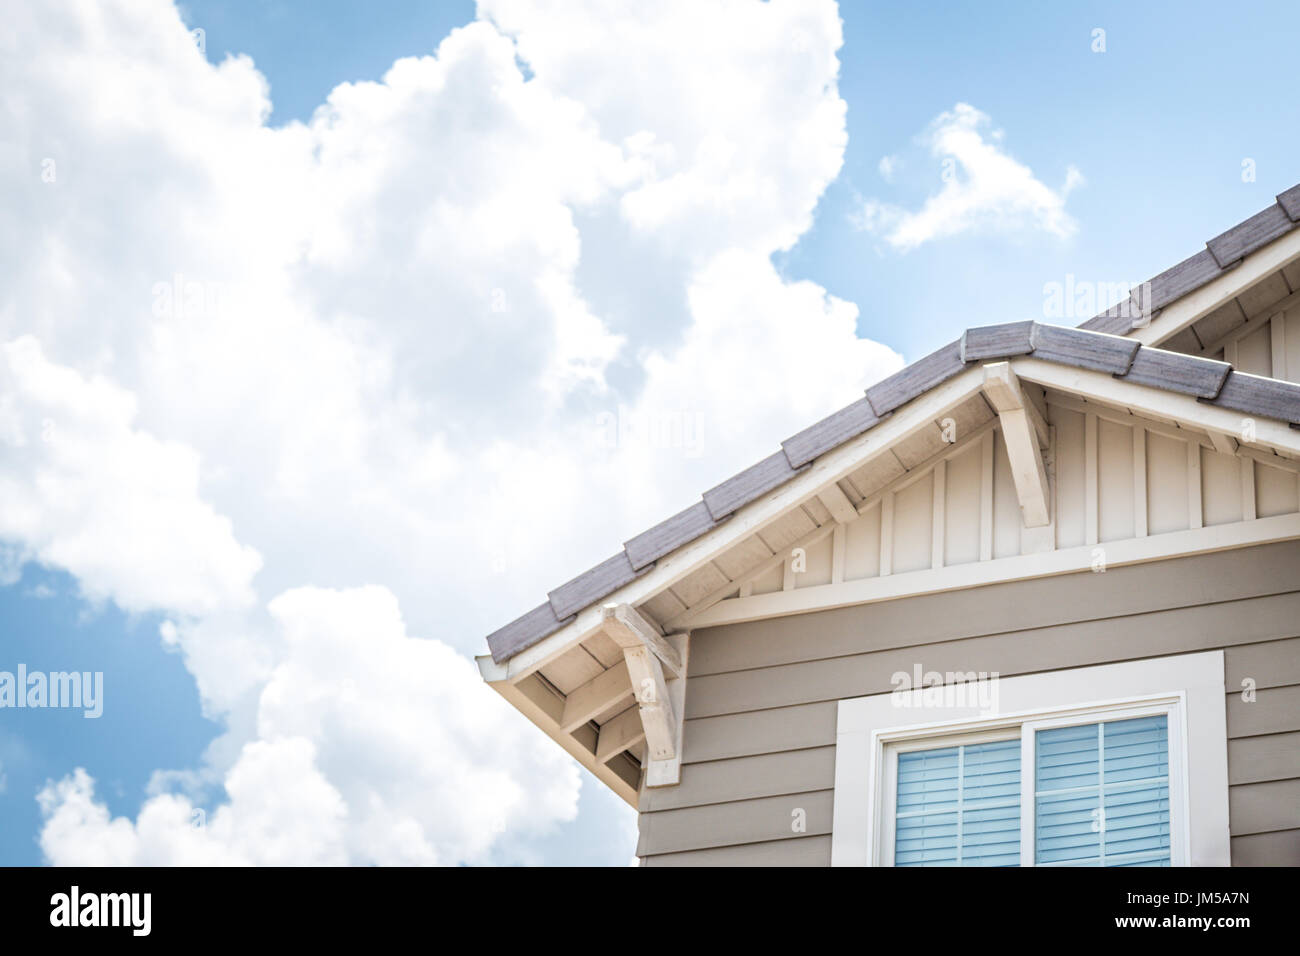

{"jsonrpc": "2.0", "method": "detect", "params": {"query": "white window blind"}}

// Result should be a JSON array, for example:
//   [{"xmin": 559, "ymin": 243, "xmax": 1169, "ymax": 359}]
[
  {"xmin": 891, "ymin": 715, "xmax": 1172, "ymax": 867},
  {"xmin": 895, "ymin": 738, "xmax": 1021, "ymax": 866},
  {"xmin": 1034, "ymin": 714, "xmax": 1171, "ymax": 866}
]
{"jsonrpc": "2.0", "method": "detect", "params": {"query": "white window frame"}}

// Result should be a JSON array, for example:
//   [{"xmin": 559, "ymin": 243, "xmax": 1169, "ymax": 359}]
[{"xmin": 831, "ymin": 651, "xmax": 1230, "ymax": 867}]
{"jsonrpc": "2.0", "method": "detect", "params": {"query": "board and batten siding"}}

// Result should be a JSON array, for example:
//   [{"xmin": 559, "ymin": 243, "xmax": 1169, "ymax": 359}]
[
  {"xmin": 636, "ymin": 540, "xmax": 1300, "ymax": 866},
  {"xmin": 707, "ymin": 396, "xmax": 1300, "ymax": 626}
]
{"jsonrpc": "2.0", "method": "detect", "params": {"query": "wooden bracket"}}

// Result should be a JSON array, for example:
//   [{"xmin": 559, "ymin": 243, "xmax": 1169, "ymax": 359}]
[
  {"xmin": 602, "ymin": 603, "xmax": 688, "ymax": 787},
  {"xmin": 1207, "ymin": 429, "xmax": 1240, "ymax": 456},
  {"xmin": 601, "ymin": 603, "xmax": 682, "ymax": 677},
  {"xmin": 983, "ymin": 363, "xmax": 1051, "ymax": 529},
  {"xmin": 816, "ymin": 483, "xmax": 859, "ymax": 524}
]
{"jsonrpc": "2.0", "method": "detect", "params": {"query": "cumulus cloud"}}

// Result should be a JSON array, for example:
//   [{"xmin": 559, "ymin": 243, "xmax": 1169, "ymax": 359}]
[
  {"xmin": 0, "ymin": 336, "xmax": 262, "ymax": 616},
  {"xmin": 482, "ymin": 0, "xmax": 848, "ymax": 261},
  {"xmin": 40, "ymin": 586, "xmax": 580, "ymax": 866},
  {"xmin": 6, "ymin": 0, "xmax": 901, "ymax": 864},
  {"xmin": 855, "ymin": 103, "xmax": 1083, "ymax": 250}
]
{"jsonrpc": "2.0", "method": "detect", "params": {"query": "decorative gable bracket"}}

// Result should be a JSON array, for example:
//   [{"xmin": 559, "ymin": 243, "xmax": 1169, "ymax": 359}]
[
  {"xmin": 601, "ymin": 603, "xmax": 689, "ymax": 788},
  {"xmin": 982, "ymin": 362, "xmax": 1052, "ymax": 536}
]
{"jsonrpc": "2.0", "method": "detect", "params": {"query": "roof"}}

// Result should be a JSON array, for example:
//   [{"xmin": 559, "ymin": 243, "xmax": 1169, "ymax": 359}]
[
  {"xmin": 1082, "ymin": 184, "xmax": 1300, "ymax": 335},
  {"xmin": 485, "ymin": 187, "xmax": 1300, "ymax": 664}
]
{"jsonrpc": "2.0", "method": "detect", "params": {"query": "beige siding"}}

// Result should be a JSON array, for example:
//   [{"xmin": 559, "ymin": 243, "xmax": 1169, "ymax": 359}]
[{"xmin": 637, "ymin": 540, "xmax": 1300, "ymax": 865}]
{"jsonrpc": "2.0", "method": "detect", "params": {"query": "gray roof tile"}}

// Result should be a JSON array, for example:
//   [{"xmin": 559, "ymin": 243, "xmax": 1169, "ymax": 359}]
[
  {"xmin": 1206, "ymin": 202, "xmax": 1294, "ymax": 268},
  {"xmin": 1030, "ymin": 323, "xmax": 1140, "ymax": 374},
  {"xmin": 703, "ymin": 450, "xmax": 807, "ymax": 520},
  {"xmin": 623, "ymin": 500, "xmax": 719, "ymax": 571},
  {"xmin": 1279, "ymin": 185, "xmax": 1300, "ymax": 223},
  {"xmin": 548, "ymin": 551, "xmax": 643, "ymax": 619},
  {"xmin": 487, "ymin": 601, "xmax": 575, "ymax": 663},
  {"xmin": 781, "ymin": 396, "xmax": 881, "ymax": 469},
  {"xmin": 1119, "ymin": 348, "xmax": 1232, "ymax": 399},
  {"xmin": 1204, "ymin": 371, "xmax": 1300, "ymax": 425},
  {"xmin": 960, "ymin": 321, "xmax": 1035, "ymax": 362},
  {"xmin": 1140, "ymin": 248, "xmax": 1222, "ymax": 314},
  {"xmin": 865, "ymin": 339, "xmax": 966, "ymax": 415}
]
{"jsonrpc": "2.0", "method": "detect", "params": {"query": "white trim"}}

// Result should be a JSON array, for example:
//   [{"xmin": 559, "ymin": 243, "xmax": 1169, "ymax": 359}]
[
  {"xmin": 1188, "ymin": 440, "xmax": 1204, "ymax": 530},
  {"xmin": 831, "ymin": 651, "xmax": 1229, "ymax": 867},
  {"xmin": 979, "ymin": 431, "xmax": 994, "ymax": 562},
  {"xmin": 690, "ymin": 510, "xmax": 1300, "ymax": 628},
  {"xmin": 1272, "ymin": 312, "xmax": 1288, "ymax": 381}
]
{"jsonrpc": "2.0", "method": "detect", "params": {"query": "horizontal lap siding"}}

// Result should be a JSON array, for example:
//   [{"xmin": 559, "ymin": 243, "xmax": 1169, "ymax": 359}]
[
  {"xmin": 642, "ymin": 835, "xmax": 833, "ymax": 867},
  {"xmin": 637, "ymin": 541, "xmax": 1300, "ymax": 865}
]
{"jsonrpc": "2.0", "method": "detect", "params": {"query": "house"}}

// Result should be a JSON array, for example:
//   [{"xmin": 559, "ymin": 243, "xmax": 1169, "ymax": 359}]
[{"xmin": 477, "ymin": 186, "xmax": 1300, "ymax": 867}]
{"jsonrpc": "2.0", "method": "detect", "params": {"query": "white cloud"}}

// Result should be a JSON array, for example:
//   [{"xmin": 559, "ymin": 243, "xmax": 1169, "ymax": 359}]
[
  {"xmin": 5, "ymin": 0, "xmax": 902, "ymax": 865},
  {"xmin": 855, "ymin": 103, "xmax": 1083, "ymax": 250},
  {"xmin": 482, "ymin": 0, "xmax": 848, "ymax": 261},
  {"xmin": 878, "ymin": 155, "xmax": 898, "ymax": 182},
  {"xmin": 0, "ymin": 336, "xmax": 261, "ymax": 617},
  {"xmin": 40, "ymin": 586, "xmax": 580, "ymax": 866}
]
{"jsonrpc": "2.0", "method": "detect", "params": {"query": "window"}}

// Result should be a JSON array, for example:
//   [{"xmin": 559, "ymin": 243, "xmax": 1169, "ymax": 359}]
[
  {"xmin": 1035, "ymin": 714, "xmax": 1170, "ymax": 867},
  {"xmin": 883, "ymin": 713, "xmax": 1172, "ymax": 866},
  {"xmin": 831, "ymin": 652, "xmax": 1230, "ymax": 866},
  {"xmin": 893, "ymin": 737, "xmax": 1021, "ymax": 866}
]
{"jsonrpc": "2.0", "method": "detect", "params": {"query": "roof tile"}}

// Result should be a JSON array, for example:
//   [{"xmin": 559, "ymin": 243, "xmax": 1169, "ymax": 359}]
[
  {"xmin": 1279, "ymin": 185, "xmax": 1300, "ymax": 222},
  {"xmin": 1030, "ymin": 323, "xmax": 1140, "ymax": 374},
  {"xmin": 1145, "ymin": 249, "xmax": 1224, "ymax": 313},
  {"xmin": 703, "ymin": 450, "xmax": 807, "ymax": 520},
  {"xmin": 487, "ymin": 602, "xmax": 574, "ymax": 663},
  {"xmin": 623, "ymin": 500, "xmax": 719, "ymax": 571},
  {"xmin": 1206, "ymin": 202, "xmax": 1294, "ymax": 268},
  {"xmin": 960, "ymin": 321, "xmax": 1035, "ymax": 362},
  {"xmin": 1119, "ymin": 347, "xmax": 1231, "ymax": 399},
  {"xmin": 781, "ymin": 396, "xmax": 881, "ymax": 469},
  {"xmin": 1204, "ymin": 371, "xmax": 1300, "ymax": 425},
  {"xmin": 548, "ymin": 551, "xmax": 643, "ymax": 619},
  {"xmin": 865, "ymin": 340, "xmax": 966, "ymax": 415}
]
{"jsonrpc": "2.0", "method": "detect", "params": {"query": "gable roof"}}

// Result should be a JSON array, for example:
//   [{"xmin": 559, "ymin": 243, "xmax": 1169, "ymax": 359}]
[
  {"xmin": 485, "ymin": 187, "xmax": 1300, "ymax": 664},
  {"xmin": 1082, "ymin": 184, "xmax": 1300, "ymax": 336}
]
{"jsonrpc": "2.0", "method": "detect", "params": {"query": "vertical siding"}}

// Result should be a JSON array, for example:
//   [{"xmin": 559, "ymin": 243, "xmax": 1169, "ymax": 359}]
[
  {"xmin": 637, "ymin": 540, "xmax": 1300, "ymax": 866},
  {"xmin": 740, "ymin": 405, "xmax": 1299, "ymax": 619}
]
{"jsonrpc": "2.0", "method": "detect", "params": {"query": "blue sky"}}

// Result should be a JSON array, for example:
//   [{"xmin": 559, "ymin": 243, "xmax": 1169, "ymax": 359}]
[
  {"xmin": 3, "ymin": 0, "xmax": 1297, "ymax": 866},
  {"xmin": 186, "ymin": 0, "xmax": 1300, "ymax": 360},
  {"xmin": 0, "ymin": 567, "xmax": 218, "ymax": 864}
]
